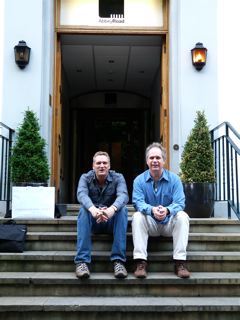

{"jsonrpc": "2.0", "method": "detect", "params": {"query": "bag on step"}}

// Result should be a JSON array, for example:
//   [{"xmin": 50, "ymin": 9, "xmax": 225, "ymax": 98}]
[{"xmin": 0, "ymin": 220, "xmax": 27, "ymax": 252}]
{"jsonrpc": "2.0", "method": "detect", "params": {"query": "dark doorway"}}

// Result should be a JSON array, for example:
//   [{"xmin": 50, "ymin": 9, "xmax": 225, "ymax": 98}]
[
  {"xmin": 69, "ymin": 107, "xmax": 150, "ymax": 202},
  {"xmin": 59, "ymin": 34, "xmax": 163, "ymax": 203}
]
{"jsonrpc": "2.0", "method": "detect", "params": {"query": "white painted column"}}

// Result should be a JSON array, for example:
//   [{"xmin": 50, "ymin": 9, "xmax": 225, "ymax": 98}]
[
  {"xmin": 0, "ymin": 0, "xmax": 4, "ymax": 122},
  {"xmin": 218, "ymin": 0, "xmax": 240, "ymax": 132}
]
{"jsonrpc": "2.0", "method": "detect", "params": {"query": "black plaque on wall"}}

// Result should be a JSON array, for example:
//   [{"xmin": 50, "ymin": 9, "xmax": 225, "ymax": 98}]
[{"xmin": 99, "ymin": 0, "xmax": 124, "ymax": 18}]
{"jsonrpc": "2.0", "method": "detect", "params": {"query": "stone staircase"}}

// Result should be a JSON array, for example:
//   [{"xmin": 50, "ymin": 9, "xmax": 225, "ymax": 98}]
[{"xmin": 0, "ymin": 205, "xmax": 240, "ymax": 319}]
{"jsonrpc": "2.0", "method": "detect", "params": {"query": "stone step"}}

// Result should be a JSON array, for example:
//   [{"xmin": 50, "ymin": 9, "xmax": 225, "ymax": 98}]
[
  {"xmin": 66, "ymin": 204, "xmax": 136, "ymax": 216},
  {"xmin": 0, "ymin": 213, "xmax": 239, "ymax": 319},
  {"xmin": 1, "ymin": 217, "xmax": 240, "ymax": 233},
  {"xmin": 0, "ymin": 272, "xmax": 240, "ymax": 297},
  {"xmin": 0, "ymin": 296, "xmax": 239, "ymax": 320},
  {"xmin": 189, "ymin": 218, "xmax": 240, "ymax": 233},
  {"xmin": 24, "ymin": 232, "xmax": 240, "ymax": 251},
  {"xmin": 0, "ymin": 251, "xmax": 239, "ymax": 272}
]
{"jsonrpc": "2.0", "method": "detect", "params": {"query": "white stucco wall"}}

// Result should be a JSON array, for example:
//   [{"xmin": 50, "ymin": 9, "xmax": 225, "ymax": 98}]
[
  {"xmin": 169, "ymin": 0, "xmax": 219, "ymax": 172},
  {"xmin": 2, "ymin": 0, "xmax": 43, "ymax": 127},
  {"xmin": 1, "ymin": 0, "xmax": 54, "ymax": 166},
  {"xmin": 169, "ymin": 0, "xmax": 240, "ymax": 173},
  {"xmin": 218, "ymin": 0, "xmax": 240, "ymax": 133},
  {"xmin": 2, "ymin": 0, "xmax": 53, "ymax": 138},
  {"xmin": 0, "ymin": 0, "xmax": 4, "ymax": 122}
]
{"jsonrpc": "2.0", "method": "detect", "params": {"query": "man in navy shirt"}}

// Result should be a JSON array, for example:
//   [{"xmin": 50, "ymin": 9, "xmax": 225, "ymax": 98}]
[
  {"xmin": 132, "ymin": 142, "xmax": 190, "ymax": 278},
  {"xmin": 75, "ymin": 151, "xmax": 129, "ymax": 279}
]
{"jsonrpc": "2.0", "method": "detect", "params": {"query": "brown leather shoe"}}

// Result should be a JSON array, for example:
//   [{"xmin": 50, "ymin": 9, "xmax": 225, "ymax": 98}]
[
  {"xmin": 134, "ymin": 260, "xmax": 147, "ymax": 278},
  {"xmin": 174, "ymin": 260, "xmax": 190, "ymax": 278}
]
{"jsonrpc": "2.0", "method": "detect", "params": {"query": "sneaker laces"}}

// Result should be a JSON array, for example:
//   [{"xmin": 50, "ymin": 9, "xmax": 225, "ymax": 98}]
[
  {"xmin": 114, "ymin": 261, "xmax": 126, "ymax": 273},
  {"xmin": 78, "ymin": 263, "xmax": 89, "ymax": 272}
]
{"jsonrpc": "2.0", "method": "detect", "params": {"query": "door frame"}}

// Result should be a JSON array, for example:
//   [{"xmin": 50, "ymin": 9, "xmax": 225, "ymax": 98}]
[{"xmin": 52, "ymin": 0, "xmax": 170, "ymax": 200}]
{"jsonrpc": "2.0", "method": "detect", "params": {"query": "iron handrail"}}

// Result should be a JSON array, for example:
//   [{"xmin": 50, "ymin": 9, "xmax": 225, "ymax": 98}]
[
  {"xmin": 0, "ymin": 122, "xmax": 14, "ymax": 216},
  {"xmin": 210, "ymin": 122, "xmax": 240, "ymax": 219}
]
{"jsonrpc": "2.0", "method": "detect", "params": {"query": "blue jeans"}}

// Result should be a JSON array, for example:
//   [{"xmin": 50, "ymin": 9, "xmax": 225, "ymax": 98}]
[{"xmin": 74, "ymin": 206, "xmax": 128, "ymax": 264}]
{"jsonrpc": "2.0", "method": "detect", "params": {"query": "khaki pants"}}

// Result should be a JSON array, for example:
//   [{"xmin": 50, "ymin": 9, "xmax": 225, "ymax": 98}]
[{"xmin": 132, "ymin": 211, "xmax": 190, "ymax": 261}]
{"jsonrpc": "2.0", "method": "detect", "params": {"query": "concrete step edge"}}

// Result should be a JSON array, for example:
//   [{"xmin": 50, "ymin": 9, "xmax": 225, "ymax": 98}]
[
  {"xmin": 0, "ymin": 296, "xmax": 239, "ymax": 312},
  {"xmin": 1, "ymin": 271, "xmax": 240, "ymax": 283},
  {"xmin": 1, "ymin": 251, "xmax": 240, "ymax": 260},
  {"xmin": 1, "ymin": 217, "xmax": 239, "ymax": 225},
  {"xmin": 25, "ymin": 232, "xmax": 240, "ymax": 241}
]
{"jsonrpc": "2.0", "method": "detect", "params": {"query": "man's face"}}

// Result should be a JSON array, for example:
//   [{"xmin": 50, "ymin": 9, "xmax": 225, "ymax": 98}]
[
  {"xmin": 93, "ymin": 155, "xmax": 110, "ymax": 179},
  {"xmin": 146, "ymin": 147, "xmax": 165, "ymax": 176}
]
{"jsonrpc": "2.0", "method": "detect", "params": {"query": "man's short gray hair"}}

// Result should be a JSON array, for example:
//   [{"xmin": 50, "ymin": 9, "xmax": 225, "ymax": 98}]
[
  {"xmin": 145, "ymin": 142, "xmax": 167, "ymax": 161},
  {"xmin": 93, "ymin": 151, "xmax": 110, "ymax": 164}
]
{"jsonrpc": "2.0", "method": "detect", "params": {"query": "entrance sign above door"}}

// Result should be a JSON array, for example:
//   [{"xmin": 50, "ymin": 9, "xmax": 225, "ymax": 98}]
[{"xmin": 59, "ymin": 0, "xmax": 164, "ymax": 27}]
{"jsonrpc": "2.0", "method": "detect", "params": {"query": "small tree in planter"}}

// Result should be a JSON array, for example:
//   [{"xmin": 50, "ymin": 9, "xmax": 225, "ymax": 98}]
[
  {"xmin": 11, "ymin": 109, "xmax": 49, "ymax": 185},
  {"xmin": 10, "ymin": 109, "xmax": 54, "ymax": 219},
  {"xmin": 179, "ymin": 110, "xmax": 215, "ymax": 218}
]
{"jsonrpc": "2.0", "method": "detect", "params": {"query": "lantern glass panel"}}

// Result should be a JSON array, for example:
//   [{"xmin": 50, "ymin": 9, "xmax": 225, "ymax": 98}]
[{"xmin": 192, "ymin": 49, "xmax": 206, "ymax": 63}]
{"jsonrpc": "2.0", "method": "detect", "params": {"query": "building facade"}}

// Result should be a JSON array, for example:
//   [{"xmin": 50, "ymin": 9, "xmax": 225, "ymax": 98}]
[{"xmin": 0, "ymin": 0, "xmax": 239, "ymax": 203}]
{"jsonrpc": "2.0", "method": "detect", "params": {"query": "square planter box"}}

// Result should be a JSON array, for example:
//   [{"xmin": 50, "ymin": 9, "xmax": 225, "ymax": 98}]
[{"xmin": 12, "ymin": 186, "xmax": 55, "ymax": 219}]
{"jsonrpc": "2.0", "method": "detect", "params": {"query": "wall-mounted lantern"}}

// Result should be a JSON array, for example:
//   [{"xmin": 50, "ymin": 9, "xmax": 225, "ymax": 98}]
[
  {"xmin": 191, "ymin": 42, "xmax": 207, "ymax": 71},
  {"xmin": 14, "ymin": 40, "xmax": 31, "ymax": 69}
]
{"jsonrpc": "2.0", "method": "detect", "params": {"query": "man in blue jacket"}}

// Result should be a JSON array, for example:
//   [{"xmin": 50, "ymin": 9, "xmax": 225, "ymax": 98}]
[
  {"xmin": 132, "ymin": 142, "xmax": 190, "ymax": 279},
  {"xmin": 74, "ymin": 151, "xmax": 129, "ymax": 279}
]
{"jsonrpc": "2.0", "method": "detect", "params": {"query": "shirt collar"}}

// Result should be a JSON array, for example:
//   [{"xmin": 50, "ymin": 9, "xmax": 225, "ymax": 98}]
[
  {"xmin": 145, "ymin": 169, "xmax": 169, "ymax": 182},
  {"xmin": 93, "ymin": 171, "xmax": 112, "ymax": 183}
]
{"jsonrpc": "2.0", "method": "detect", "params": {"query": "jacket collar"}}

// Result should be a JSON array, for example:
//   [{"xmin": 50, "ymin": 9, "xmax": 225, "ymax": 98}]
[{"xmin": 89, "ymin": 170, "xmax": 113, "ymax": 183}]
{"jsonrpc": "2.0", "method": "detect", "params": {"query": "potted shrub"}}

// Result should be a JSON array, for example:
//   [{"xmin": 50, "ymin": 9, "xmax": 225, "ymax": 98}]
[
  {"xmin": 11, "ymin": 109, "xmax": 50, "ymax": 185},
  {"xmin": 10, "ymin": 109, "xmax": 54, "ymax": 219},
  {"xmin": 179, "ymin": 110, "xmax": 215, "ymax": 218}
]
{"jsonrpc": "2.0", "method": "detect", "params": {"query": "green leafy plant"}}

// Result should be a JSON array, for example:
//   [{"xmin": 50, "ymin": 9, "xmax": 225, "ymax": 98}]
[
  {"xmin": 179, "ymin": 110, "xmax": 215, "ymax": 183},
  {"xmin": 10, "ymin": 109, "xmax": 50, "ymax": 183}
]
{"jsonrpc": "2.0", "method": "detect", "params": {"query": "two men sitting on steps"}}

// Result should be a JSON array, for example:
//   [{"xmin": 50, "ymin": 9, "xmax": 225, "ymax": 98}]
[{"xmin": 74, "ymin": 143, "xmax": 190, "ymax": 279}]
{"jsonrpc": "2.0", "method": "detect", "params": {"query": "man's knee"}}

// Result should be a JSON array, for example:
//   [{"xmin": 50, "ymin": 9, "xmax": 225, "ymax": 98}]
[
  {"xmin": 78, "ymin": 207, "xmax": 90, "ymax": 223},
  {"xmin": 175, "ymin": 211, "xmax": 189, "ymax": 225},
  {"xmin": 118, "ymin": 206, "xmax": 128, "ymax": 216},
  {"xmin": 115, "ymin": 207, "xmax": 128, "ymax": 222},
  {"xmin": 132, "ymin": 211, "xmax": 145, "ymax": 226}
]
